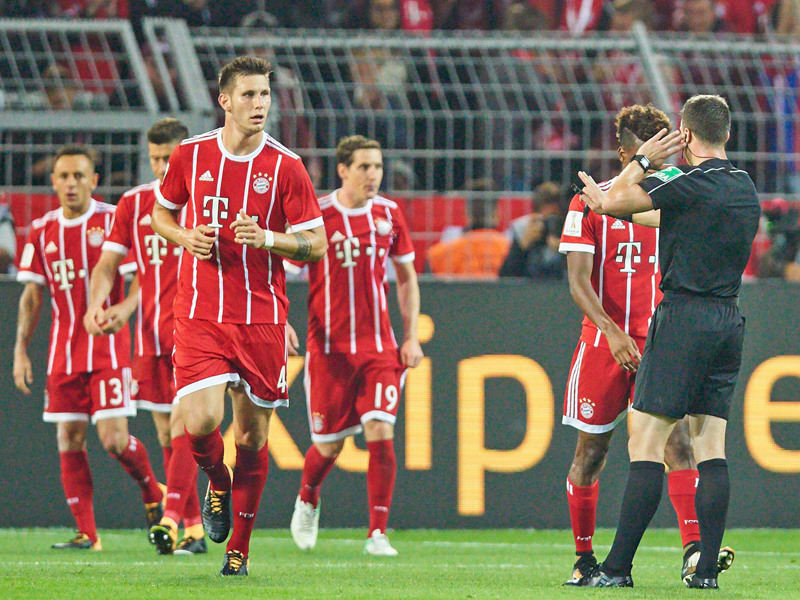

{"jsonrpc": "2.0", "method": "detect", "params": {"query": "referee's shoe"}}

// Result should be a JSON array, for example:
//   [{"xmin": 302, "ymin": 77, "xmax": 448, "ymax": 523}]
[{"xmin": 682, "ymin": 544, "xmax": 735, "ymax": 586}]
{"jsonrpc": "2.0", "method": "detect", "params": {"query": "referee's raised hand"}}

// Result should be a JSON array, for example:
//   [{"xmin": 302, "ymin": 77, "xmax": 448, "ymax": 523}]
[{"xmin": 635, "ymin": 128, "xmax": 686, "ymax": 170}]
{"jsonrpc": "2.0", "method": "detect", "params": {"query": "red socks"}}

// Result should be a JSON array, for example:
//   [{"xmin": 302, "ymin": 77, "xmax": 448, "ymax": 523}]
[
  {"xmin": 112, "ymin": 435, "xmax": 163, "ymax": 504},
  {"xmin": 186, "ymin": 427, "xmax": 231, "ymax": 492},
  {"xmin": 299, "ymin": 445, "xmax": 337, "ymax": 507},
  {"xmin": 366, "ymin": 440, "xmax": 396, "ymax": 534},
  {"xmin": 567, "ymin": 478, "xmax": 599, "ymax": 554},
  {"xmin": 163, "ymin": 434, "xmax": 200, "ymax": 526},
  {"xmin": 226, "ymin": 443, "xmax": 270, "ymax": 557},
  {"xmin": 668, "ymin": 468, "xmax": 701, "ymax": 547},
  {"xmin": 59, "ymin": 450, "xmax": 98, "ymax": 543},
  {"xmin": 162, "ymin": 446, "xmax": 173, "ymax": 482}
]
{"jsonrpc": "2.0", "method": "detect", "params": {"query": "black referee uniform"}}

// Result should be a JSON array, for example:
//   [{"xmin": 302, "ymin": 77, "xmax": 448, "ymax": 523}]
[{"xmin": 633, "ymin": 158, "xmax": 760, "ymax": 420}]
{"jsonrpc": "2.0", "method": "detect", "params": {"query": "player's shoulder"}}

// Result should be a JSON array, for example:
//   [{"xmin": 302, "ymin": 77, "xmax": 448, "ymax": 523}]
[
  {"xmin": 121, "ymin": 180, "xmax": 157, "ymax": 199},
  {"xmin": 180, "ymin": 128, "xmax": 221, "ymax": 148},
  {"xmin": 30, "ymin": 209, "xmax": 61, "ymax": 231},
  {"xmin": 94, "ymin": 199, "xmax": 117, "ymax": 214},
  {"xmin": 317, "ymin": 192, "xmax": 338, "ymax": 214},
  {"xmin": 262, "ymin": 133, "xmax": 301, "ymax": 160},
  {"xmin": 373, "ymin": 194, "xmax": 400, "ymax": 211}
]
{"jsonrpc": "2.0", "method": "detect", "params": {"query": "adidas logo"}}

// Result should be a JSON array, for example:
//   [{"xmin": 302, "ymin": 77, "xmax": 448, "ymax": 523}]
[
  {"xmin": 199, "ymin": 170, "xmax": 214, "ymax": 182},
  {"xmin": 45, "ymin": 241, "xmax": 58, "ymax": 254},
  {"xmin": 611, "ymin": 219, "xmax": 627, "ymax": 230},
  {"xmin": 330, "ymin": 231, "xmax": 346, "ymax": 243},
  {"xmin": 139, "ymin": 214, "xmax": 152, "ymax": 226}
]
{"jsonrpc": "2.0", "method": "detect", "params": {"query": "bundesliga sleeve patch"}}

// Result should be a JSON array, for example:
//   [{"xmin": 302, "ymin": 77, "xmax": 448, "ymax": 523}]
[
  {"xmin": 647, "ymin": 165, "xmax": 683, "ymax": 183},
  {"xmin": 563, "ymin": 211, "xmax": 583, "ymax": 237}
]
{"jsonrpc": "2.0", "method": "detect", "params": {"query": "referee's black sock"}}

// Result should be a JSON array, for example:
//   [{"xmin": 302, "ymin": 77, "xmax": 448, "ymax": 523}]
[
  {"xmin": 603, "ymin": 461, "xmax": 665, "ymax": 576},
  {"xmin": 695, "ymin": 458, "xmax": 729, "ymax": 579}
]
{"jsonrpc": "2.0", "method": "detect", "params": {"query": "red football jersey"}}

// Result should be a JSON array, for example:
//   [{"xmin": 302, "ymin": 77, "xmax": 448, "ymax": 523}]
[
  {"xmin": 306, "ymin": 191, "xmax": 415, "ymax": 354},
  {"xmin": 104, "ymin": 181, "xmax": 182, "ymax": 357},
  {"xmin": 559, "ymin": 180, "xmax": 661, "ymax": 345},
  {"xmin": 17, "ymin": 199, "xmax": 131, "ymax": 375},
  {"xmin": 157, "ymin": 129, "xmax": 323, "ymax": 325}
]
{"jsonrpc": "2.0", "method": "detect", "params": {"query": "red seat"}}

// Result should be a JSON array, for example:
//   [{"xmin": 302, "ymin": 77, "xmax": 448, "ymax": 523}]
[
  {"xmin": 406, "ymin": 195, "xmax": 467, "ymax": 234},
  {"xmin": 496, "ymin": 195, "xmax": 533, "ymax": 231}
]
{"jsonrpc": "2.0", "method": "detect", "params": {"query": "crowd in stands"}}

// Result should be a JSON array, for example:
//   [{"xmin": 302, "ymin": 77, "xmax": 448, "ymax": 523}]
[{"xmin": 1, "ymin": 1, "xmax": 800, "ymax": 36}]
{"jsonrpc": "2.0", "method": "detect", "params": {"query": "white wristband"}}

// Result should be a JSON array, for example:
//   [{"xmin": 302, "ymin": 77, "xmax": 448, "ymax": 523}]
[{"xmin": 262, "ymin": 230, "xmax": 275, "ymax": 249}]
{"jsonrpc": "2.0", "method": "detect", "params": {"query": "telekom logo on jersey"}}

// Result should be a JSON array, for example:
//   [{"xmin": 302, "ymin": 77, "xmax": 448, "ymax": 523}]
[
  {"xmin": 203, "ymin": 195, "xmax": 230, "ymax": 228},
  {"xmin": 615, "ymin": 241, "xmax": 657, "ymax": 274}
]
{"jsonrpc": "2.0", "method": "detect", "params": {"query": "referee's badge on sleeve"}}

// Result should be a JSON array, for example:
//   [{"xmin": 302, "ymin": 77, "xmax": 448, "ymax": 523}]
[{"xmin": 564, "ymin": 211, "xmax": 583, "ymax": 237}]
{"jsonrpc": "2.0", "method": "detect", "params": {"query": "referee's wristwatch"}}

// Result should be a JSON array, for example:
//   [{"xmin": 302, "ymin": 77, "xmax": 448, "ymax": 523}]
[{"xmin": 631, "ymin": 154, "xmax": 651, "ymax": 172}]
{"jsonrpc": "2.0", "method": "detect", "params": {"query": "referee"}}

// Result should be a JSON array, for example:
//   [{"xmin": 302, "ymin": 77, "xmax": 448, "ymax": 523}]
[{"xmin": 577, "ymin": 95, "xmax": 760, "ymax": 589}]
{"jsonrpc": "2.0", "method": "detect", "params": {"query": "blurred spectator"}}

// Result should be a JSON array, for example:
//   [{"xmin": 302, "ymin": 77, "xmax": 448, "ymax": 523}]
[
  {"xmin": 675, "ymin": 0, "xmax": 728, "ymax": 32},
  {"xmin": 48, "ymin": 0, "xmax": 128, "ymax": 18},
  {"xmin": 0, "ymin": 203, "xmax": 15, "ymax": 275},
  {"xmin": 427, "ymin": 178, "xmax": 511, "ymax": 278},
  {"xmin": 388, "ymin": 159, "xmax": 416, "ymax": 193},
  {"xmin": 432, "ymin": 0, "xmax": 504, "ymax": 29},
  {"xmin": 1, "ymin": 0, "xmax": 49, "ymax": 16},
  {"xmin": 499, "ymin": 212, "xmax": 566, "ymax": 279},
  {"xmin": 157, "ymin": 0, "xmax": 258, "ymax": 27},
  {"xmin": 758, "ymin": 198, "xmax": 800, "ymax": 281},
  {"xmin": 500, "ymin": 181, "xmax": 566, "ymax": 279}
]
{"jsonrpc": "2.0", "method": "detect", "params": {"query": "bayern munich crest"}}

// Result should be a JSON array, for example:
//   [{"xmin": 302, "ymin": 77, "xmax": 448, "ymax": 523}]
[
  {"xmin": 87, "ymin": 226, "xmax": 105, "ymax": 248},
  {"xmin": 579, "ymin": 399, "xmax": 595, "ymax": 419},
  {"xmin": 375, "ymin": 218, "xmax": 392, "ymax": 237},
  {"xmin": 252, "ymin": 172, "xmax": 272, "ymax": 194}
]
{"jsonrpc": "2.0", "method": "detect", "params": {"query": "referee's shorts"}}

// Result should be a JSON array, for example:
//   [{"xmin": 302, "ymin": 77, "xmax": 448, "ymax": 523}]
[{"xmin": 632, "ymin": 291, "xmax": 745, "ymax": 421}]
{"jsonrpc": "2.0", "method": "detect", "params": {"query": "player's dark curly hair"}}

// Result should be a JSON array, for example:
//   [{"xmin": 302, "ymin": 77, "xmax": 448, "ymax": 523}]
[
  {"xmin": 615, "ymin": 104, "xmax": 671, "ymax": 150},
  {"xmin": 218, "ymin": 56, "xmax": 271, "ymax": 93}
]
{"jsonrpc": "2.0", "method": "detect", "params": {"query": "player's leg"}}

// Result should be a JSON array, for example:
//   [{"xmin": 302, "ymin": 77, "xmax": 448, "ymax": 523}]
[
  {"xmin": 356, "ymin": 353, "xmax": 405, "ymax": 557},
  {"xmin": 562, "ymin": 340, "xmax": 629, "ymax": 585},
  {"xmin": 292, "ymin": 439, "xmax": 343, "ymax": 550},
  {"xmin": 362, "ymin": 419, "xmax": 398, "ymax": 556},
  {"xmin": 151, "ymin": 401, "xmax": 206, "ymax": 555},
  {"xmin": 564, "ymin": 430, "xmax": 612, "ymax": 584},
  {"xmin": 54, "ymin": 418, "xmax": 101, "ymax": 550},
  {"xmin": 180, "ymin": 383, "xmax": 231, "ymax": 545},
  {"xmin": 663, "ymin": 418, "xmax": 703, "ymax": 580},
  {"xmin": 221, "ymin": 386, "xmax": 272, "ymax": 573},
  {"xmin": 168, "ymin": 401, "xmax": 206, "ymax": 554},
  {"xmin": 292, "ymin": 351, "xmax": 355, "ymax": 550}
]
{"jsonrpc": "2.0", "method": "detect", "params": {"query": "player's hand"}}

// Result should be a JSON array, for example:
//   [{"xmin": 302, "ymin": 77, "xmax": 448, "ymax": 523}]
[
  {"xmin": 400, "ymin": 339, "xmax": 424, "ymax": 368},
  {"xmin": 577, "ymin": 172, "xmax": 609, "ymax": 215},
  {"xmin": 231, "ymin": 210, "xmax": 267, "ymax": 249},
  {"xmin": 286, "ymin": 322, "xmax": 300, "ymax": 357},
  {"xmin": 13, "ymin": 352, "xmax": 33, "ymax": 395},
  {"xmin": 100, "ymin": 302, "xmax": 134, "ymax": 334},
  {"xmin": 636, "ymin": 128, "xmax": 686, "ymax": 171},
  {"xmin": 83, "ymin": 304, "xmax": 107, "ymax": 336},
  {"xmin": 179, "ymin": 225, "xmax": 216, "ymax": 260},
  {"xmin": 605, "ymin": 327, "xmax": 642, "ymax": 372}
]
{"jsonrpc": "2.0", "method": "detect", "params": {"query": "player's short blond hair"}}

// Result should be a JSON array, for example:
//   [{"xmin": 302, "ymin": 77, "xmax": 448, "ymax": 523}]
[
  {"xmin": 218, "ymin": 56, "xmax": 272, "ymax": 94},
  {"xmin": 52, "ymin": 145, "xmax": 96, "ymax": 172},
  {"xmin": 336, "ymin": 135, "xmax": 382, "ymax": 167}
]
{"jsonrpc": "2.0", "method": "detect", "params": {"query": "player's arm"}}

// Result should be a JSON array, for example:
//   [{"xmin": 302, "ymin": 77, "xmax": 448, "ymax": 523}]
[
  {"xmin": 85, "ymin": 249, "xmax": 126, "ymax": 336},
  {"xmin": 13, "ymin": 282, "xmax": 43, "ymax": 394},
  {"xmin": 229, "ymin": 210, "xmax": 327, "ymax": 261},
  {"xmin": 632, "ymin": 209, "xmax": 661, "ymax": 228},
  {"xmin": 579, "ymin": 129, "xmax": 685, "ymax": 216},
  {"xmin": 394, "ymin": 259, "xmax": 424, "ymax": 368},
  {"xmin": 151, "ymin": 203, "xmax": 216, "ymax": 261},
  {"xmin": 566, "ymin": 252, "xmax": 641, "ymax": 372},
  {"xmin": 101, "ymin": 274, "xmax": 139, "ymax": 335}
]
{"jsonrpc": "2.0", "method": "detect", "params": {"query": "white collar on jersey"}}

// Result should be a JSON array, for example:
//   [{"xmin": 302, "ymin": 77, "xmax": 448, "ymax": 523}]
[
  {"xmin": 331, "ymin": 189, "xmax": 374, "ymax": 216},
  {"xmin": 58, "ymin": 198, "xmax": 98, "ymax": 227},
  {"xmin": 216, "ymin": 129, "xmax": 267, "ymax": 162}
]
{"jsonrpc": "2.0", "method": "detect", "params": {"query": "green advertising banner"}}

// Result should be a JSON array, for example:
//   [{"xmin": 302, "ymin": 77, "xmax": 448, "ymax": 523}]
[{"xmin": 1, "ymin": 279, "xmax": 798, "ymax": 530}]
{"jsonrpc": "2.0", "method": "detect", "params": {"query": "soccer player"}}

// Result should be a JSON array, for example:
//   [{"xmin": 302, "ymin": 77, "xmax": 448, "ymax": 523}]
[
  {"xmin": 13, "ymin": 145, "xmax": 164, "ymax": 551},
  {"xmin": 289, "ymin": 135, "xmax": 423, "ymax": 556},
  {"xmin": 560, "ymin": 104, "xmax": 727, "ymax": 586},
  {"xmin": 84, "ymin": 118, "xmax": 206, "ymax": 555},
  {"xmin": 150, "ymin": 55, "xmax": 327, "ymax": 576},
  {"xmin": 579, "ymin": 95, "xmax": 759, "ymax": 589}
]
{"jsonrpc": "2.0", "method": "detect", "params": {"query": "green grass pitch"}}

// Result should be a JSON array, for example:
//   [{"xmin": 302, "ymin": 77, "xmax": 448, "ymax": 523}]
[{"xmin": 1, "ymin": 528, "xmax": 797, "ymax": 599}]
